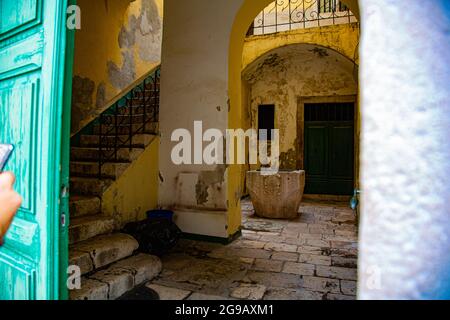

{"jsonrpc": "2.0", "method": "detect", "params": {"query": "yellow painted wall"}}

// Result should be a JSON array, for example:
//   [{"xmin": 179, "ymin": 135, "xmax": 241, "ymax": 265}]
[
  {"xmin": 71, "ymin": 0, "xmax": 163, "ymax": 135},
  {"xmin": 102, "ymin": 138, "xmax": 160, "ymax": 227},
  {"xmin": 243, "ymin": 23, "xmax": 360, "ymax": 70}
]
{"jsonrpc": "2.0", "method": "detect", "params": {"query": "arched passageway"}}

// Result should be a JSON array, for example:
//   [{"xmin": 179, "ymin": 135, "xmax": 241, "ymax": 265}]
[{"xmin": 242, "ymin": 43, "xmax": 359, "ymax": 196}]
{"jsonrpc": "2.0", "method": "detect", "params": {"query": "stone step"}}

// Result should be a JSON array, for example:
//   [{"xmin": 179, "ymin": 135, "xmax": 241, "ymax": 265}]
[
  {"xmin": 70, "ymin": 161, "xmax": 129, "ymax": 179},
  {"xmin": 69, "ymin": 215, "xmax": 115, "ymax": 244},
  {"xmin": 69, "ymin": 233, "xmax": 139, "ymax": 275},
  {"xmin": 70, "ymin": 195, "xmax": 101, "ymax": 218},
  {"xmin": 70, "ymin": 177, "xmax": 114, "ymax": 196},
  {"xmin": 92, "ymin": 122, "xmax": 159, "ymax": 136},
  {"xmin": 79, "ymin": 133, "xmax": 156, "ymax": 149},
  {"xmin": 71, "ymin": 146, "xmax": 144, "ymax": 163},
  {"xmin": 70, "ymin": 254, "xmax": 162, "ymax": 300}
]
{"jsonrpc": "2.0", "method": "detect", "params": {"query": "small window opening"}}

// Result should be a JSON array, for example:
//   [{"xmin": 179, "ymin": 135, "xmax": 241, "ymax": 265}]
[{"xmin": 258, "ymin": 104, "xmax": 275, "ymax": 140}]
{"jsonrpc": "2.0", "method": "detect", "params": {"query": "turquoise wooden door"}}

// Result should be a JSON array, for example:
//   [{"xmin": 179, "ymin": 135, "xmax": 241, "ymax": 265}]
[{"xmin": 0, "ymin": 0, "xmax": 72, "ymax": 299}]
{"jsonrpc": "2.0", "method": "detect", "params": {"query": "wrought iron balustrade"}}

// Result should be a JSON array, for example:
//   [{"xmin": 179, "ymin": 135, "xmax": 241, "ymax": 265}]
[
  {"xmin": 73, "ymin": 66, "xmax": 160, "ymax": 179},
  {"xmin": 249, "ymin": 0, "xmax": 357, "ymax": 36}
]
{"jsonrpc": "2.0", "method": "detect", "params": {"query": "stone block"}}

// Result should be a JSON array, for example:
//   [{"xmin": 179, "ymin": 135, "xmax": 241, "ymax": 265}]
[
  {"xmin": 340, "ymin": 280, "xmax": 357, "ymax": 295},
  {"xmin": 146, "ymin": 284, "xmax": 191, "ymax": 300},
  {"xmin": 70, "ymin": 278, "xmax": 109, "ymax": 300},
  {"xmin": 299, "ymin": 254, "xmax": 332, "ymax": 266},
  {"xmin": 71, "ymin": 233, "xmax": 138, "ymax": 271},
  {"xmin": 264, "ymin": 242, "xmax": 297, "ymax": 253},
  {"xmin": 302, "ymin": 276, "xmax": 341, "ymax": 294},
  {"xmin": 316, "ymin": 266, "xmax": 357, "ymax": 281},
  {"xmin": 282, "ymin": 262, "xmax": 315, "ymax": 276},
  {"xmin": 271, "ymin": 252, "xmax": 299, "ymax": 262},
  {"xmin": 230, "ymin": 284, "xmax": 266, "ymax": 300},
  {"xmin": 252, "ymin": 259, "xmax": 284, "ymax": 272}
]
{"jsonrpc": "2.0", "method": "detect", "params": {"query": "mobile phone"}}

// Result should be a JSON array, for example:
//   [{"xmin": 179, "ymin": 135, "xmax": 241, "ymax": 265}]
[{"xmin": 0, "ymin": 144, "xmax": 14, "ymax": 172}]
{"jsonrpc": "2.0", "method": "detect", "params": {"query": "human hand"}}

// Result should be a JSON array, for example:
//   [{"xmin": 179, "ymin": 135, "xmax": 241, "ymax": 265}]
[{"xmin": 0, "ymin": 172, "xmax": 22, "ymax": 241}]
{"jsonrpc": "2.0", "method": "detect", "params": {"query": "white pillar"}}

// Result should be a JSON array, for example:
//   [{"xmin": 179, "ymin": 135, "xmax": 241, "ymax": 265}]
[{"xmin": 359, "ymin": 0, "xmax": 450, "ymax": 299}]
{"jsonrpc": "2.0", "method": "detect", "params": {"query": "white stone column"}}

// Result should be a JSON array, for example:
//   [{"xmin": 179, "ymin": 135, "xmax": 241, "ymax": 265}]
[{"xmin": 359, "ymin": 0, "xmax": 450, "ymax": 299}]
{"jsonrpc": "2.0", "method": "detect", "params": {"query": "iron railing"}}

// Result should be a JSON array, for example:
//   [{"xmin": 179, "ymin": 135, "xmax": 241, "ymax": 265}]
[
  {"xmin": 96, "ymin": 67, "xmax": 160, "ymax": 178},
  {"xmin": 249, "ymin": 0, "xmax": 357, "ymax": 36}
]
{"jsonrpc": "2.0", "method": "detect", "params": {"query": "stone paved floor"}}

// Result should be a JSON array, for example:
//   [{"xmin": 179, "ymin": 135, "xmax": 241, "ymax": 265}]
[{"xmin": 146, "ymin": 198, "xmax": 359, "ymax": 300}]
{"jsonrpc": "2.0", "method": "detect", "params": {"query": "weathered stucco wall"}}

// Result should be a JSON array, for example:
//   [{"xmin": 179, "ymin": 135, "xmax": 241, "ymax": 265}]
[
  {"xmin": 71, "ymin": 0, "xmax": 163, "ymax": 135},
  {"xmin": 243, "ymin": 43, "xmax": 358, "ymax": 170},
  {"xmin": 243, "ymin": 23, "xmax": 360, "ymax": 70},
  {"xmin": 102, "ymin": 138, "xmax": 160, "ymax": 228},
  {"xmin": 159, "ymin": 0, "xmax": 244, "ymax": 239}
]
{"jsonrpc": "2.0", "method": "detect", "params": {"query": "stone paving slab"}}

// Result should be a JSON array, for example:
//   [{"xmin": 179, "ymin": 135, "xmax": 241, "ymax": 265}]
[
  {"xmin": 230, "ymin": 284, "xmax": 267, "ymax": 300},
  {"xmin": 154, "ymin": 199, "xmax": 358, "ymax": 300}
]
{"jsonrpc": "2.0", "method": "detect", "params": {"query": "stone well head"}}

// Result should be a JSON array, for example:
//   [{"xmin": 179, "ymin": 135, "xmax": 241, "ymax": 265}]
[{"xmin": 246, "ymin": 170, "xmax": 306, "ymax": 219}]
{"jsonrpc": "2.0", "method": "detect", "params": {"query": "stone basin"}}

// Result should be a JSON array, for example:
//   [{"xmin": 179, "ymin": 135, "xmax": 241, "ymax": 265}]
[{"xmin": 246, "ymin": 170, "xmax": 306, "ymax": 219}]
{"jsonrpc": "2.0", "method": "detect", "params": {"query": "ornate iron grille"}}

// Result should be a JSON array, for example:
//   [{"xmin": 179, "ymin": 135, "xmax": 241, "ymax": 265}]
[
  {"xmin": 305, "ymin": 103, "xmax": 354, "ymax": 122},
  {"xmin": 249, "ymin": 0, "xmax": 356, "ymax": 36},
  {"xmin": 94, "ymin": 67, "xmax": 160, "ymax": 178}
]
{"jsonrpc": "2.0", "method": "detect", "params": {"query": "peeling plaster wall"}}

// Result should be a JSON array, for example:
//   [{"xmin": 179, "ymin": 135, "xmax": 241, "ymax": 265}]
[
  {"xmin": 159, "ymin": 0, "xmax": 244, "ymax": 238},
  {"xmin": 71, "ymin": 0, "xmax": 163, "ymax": 135},
  {"xmin": 243, "ymin": 23, "xmax": 360, "ymax": 70},
  {"xmin": 243, "ymin": 44, "xmax": 358, "ymax": 170}
]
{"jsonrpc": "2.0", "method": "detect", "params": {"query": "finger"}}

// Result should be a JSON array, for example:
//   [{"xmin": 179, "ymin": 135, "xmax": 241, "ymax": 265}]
[
  {"xmin": 0, "ymin": 191, "xmax": 22, "ymax": 238},
  {"xmin": 0, "ymin": 172, "xmax": 15, "ymax": 191}
]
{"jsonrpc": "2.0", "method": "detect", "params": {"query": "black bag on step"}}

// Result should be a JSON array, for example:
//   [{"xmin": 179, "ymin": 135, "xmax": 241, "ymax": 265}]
[{"xmin": 123, "ymin": 214, "xmax": 182, "ymax": 256}]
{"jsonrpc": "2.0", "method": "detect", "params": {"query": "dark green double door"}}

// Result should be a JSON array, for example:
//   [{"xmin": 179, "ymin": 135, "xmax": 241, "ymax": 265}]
[{"xmin": 304, "ymin": 103, "xmax": 355, "ymax": 195}]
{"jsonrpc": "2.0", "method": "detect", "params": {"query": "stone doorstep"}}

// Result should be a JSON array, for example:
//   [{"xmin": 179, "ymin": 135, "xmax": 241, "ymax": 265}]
[
  {"xmin": 70, "ymin": 254, "xmax": 162, "ymax": 300},
  {"xmin": 69, "ymin": 233, "xmax": 139, "ymax": 275}
]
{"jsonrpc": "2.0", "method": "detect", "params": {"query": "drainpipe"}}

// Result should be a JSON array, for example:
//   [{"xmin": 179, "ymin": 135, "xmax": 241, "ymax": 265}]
[{"xmin": 359, "ymin": 0, "xmax": 450, "ymax": 299}]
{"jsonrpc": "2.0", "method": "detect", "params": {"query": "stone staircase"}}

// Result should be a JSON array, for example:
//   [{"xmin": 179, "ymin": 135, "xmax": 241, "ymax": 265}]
[{"xmin": 69, "ymin": 69, "xmax": 162, "ymax": 300}]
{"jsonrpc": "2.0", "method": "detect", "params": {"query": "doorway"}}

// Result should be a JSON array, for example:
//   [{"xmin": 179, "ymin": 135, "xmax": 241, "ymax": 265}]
[{"xmin": 304, "ymin": 102, "xmax": 355, "ymax": 195}]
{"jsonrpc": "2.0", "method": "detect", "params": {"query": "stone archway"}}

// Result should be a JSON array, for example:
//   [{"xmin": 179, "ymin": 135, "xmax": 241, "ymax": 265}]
[{"xmin": 226, "ymin": 0, "xmax": 360, "ymax": 240}]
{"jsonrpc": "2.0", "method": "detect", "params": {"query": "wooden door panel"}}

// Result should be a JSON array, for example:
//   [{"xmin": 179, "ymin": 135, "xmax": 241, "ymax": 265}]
[
  {"xmin": 0, "ymin": 0, "xmax": 70, "ymax": 300},
  {"xmin": 305, "ymin": 124, "xmax": 329, "ymax": 178},
  {"xmin": 329, "ymin": 124, "xmax": 354, "ymax": 179}
]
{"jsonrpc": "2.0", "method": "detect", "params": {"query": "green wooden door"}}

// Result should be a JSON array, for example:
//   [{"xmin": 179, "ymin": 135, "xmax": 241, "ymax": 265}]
[
  {"xmin": 304, "ymin": 103, "xmax": 355, "ymax": 195},
  {"xmin": 0, "ymin": 0, "xmax": 73, "ymax": 300}
]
